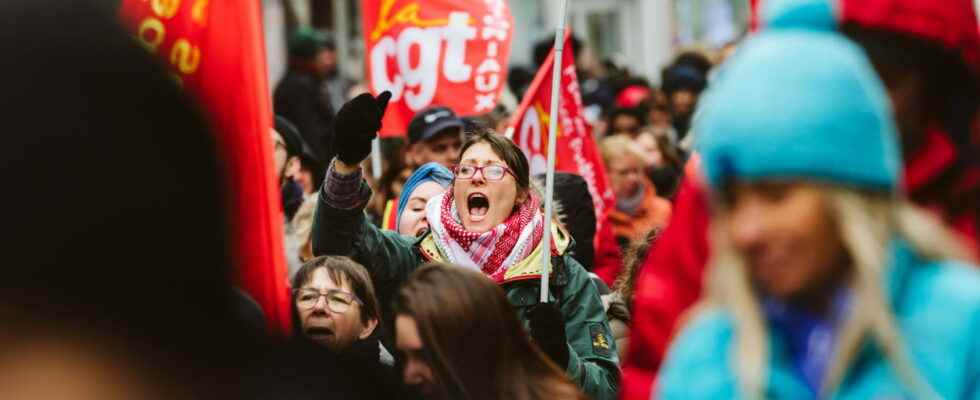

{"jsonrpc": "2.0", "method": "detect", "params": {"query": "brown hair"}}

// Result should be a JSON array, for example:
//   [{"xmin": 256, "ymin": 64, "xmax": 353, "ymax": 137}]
[
  {"xmin": 393, "ymin": 264, "xmax": 584, "ymax": 400},
  {"xmin": 457, "ymin": 127, "xmax": 531, "ymax": 194},
  {"xmin": 291, "ymin": 256, "xmax": 380, "ymax": 328}
]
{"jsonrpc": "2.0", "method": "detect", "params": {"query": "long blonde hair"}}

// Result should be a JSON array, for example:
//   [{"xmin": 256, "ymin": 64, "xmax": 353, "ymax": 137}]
[{"xmin": 705, "ymin": 184, "xmax": 970, "ymax": 398}]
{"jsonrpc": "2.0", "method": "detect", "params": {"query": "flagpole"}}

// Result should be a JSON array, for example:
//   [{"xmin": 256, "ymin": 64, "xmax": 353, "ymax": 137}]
[
  {"xmin": 540, "ymin": 0, "xmax": 568, "ymax": 303},
  {"xmin": 371, "ymin": 137, "xmax": 382, "ymax": 180}
]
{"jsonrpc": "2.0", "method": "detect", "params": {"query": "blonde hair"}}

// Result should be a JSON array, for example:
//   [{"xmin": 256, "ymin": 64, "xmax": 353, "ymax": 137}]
[
  {"xmin": 705, "ymin": 184, "xmax": 969, "ymax": 399},
  {"xmin": 599, "ymin": 135, "xmax": 645, "ymax": 166}
]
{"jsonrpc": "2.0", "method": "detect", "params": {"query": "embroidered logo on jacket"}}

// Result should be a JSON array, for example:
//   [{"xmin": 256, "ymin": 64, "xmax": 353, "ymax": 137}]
[{"xmin": 590, "ymin": 323, "xmax": 611, "ymax": 356}]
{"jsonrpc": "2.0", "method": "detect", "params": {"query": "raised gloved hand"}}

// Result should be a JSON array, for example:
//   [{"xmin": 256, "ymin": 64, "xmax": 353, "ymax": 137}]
[
  {"xmin": 332, "ymin": 91, "xmax": 391, "ymax": 165},
  {"xmin": 528, "ymin": 302, "xmax": 570, "ymax": 368}
]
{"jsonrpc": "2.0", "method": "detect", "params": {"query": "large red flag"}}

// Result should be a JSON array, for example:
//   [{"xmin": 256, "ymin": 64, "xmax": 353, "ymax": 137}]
[
  {"xmin": 119, "ymin": 0, "xmax": 291, "ymax": 334},
  {"xmin": 508, "ymin": 31, "xmax": 615, "ymax": 245},
  {"xmin": 362, "ymin": 0, "xmax": 514, "ymax": 137}
]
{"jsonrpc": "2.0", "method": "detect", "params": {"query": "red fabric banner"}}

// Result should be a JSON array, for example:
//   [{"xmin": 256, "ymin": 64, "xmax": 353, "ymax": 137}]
[
  {"xmin": 361, "ymin": 0, "xmax": 514, "ymax": 137},
  {"xmin": 507, "ymin": 31, "xmax": 615, "ymax": 244},
  {"xmin": 119, "ymin": 0, "xmax": 291, "ymax": 335}
]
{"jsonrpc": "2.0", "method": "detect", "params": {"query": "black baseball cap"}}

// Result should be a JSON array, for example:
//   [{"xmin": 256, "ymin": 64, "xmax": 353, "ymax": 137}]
[{"xmin": 407, "ymin": 106, "xmax": 464, "ymax": 144}]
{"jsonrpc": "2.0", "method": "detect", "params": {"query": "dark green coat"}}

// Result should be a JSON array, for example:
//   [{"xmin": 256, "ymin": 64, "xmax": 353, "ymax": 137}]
[{"xmin": 313, "ymin": 184, "xmax": 620, "ymax": 399}]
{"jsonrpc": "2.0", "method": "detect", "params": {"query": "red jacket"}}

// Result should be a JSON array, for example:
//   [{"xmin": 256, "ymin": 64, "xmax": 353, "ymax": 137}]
[{"xmin": 619, "ymin": 163, "xmax": 709, "ymax": 400}]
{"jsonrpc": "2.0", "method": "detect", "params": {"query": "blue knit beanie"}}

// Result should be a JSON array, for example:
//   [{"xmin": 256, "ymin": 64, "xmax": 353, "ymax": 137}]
[
  {"xmin": 696, "ymin": 0, "xmax": 900, "ymax": 194},
  {"xmin": 396, "ymin": 162, "xmax": 453, "ymax": 227}
]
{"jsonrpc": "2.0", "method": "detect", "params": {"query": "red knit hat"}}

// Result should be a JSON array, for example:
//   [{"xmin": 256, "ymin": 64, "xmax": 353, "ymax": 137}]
[{"xmin": 840, "ymin": 0, "xmax": 980, "ymax": 76}]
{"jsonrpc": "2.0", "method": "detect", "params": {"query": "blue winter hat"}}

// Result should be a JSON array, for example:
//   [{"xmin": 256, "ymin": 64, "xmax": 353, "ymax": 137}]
[
  {"xmin": 762, "ymin": 0, "xmax": 836, "ymax": 31},
  {"xmin": 696, "ymin": 3, "xmax": 900, "ymax": 194},
  {"xmin": 396, "ymin": 162, "xmax": 453, "ymax": 227}
]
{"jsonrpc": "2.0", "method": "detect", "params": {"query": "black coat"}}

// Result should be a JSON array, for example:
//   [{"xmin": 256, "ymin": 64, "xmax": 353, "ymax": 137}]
[{"xmin": 274, "ymin": 70, "xmax": 335, "ymax": 162}]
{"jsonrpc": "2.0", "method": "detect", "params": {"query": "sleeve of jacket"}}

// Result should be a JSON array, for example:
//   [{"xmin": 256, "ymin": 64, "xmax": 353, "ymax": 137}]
[
  {"xmin": 311, "ymin": 168, "xmax": 418, "ymax": 292},
  {"xmin": 560, "ymin": 255, "xmax": 621, "ymax": 400}
]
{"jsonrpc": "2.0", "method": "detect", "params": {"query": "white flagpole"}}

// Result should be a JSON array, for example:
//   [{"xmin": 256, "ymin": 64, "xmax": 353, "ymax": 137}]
[
  {"xmin": 371, "ymin": 137, "xmax": 382, "ymax": 180},
  {"xmin": 540, "ymin": 0, "xmax": 569, "ymax": 303}
]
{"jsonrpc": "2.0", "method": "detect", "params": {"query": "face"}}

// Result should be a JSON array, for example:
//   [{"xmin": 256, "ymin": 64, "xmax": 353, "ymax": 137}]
[
  {"xmin": 390, "ymin": 168, "xmax": 413, "ymax": 199},
  {"xmin": 398, "ymin": 181, "xmax": 446, "ymax": 237},
  {"xmin": 315, "ymin": 48, "xmax": 337, "ymax": 77},
  {"xmin": 409, "ymin": 129, "xmax": 462, "ymax": 168},
  {"xmin": 607, "ymin": 155, "xmax": 646, "ymax": 199},
  {"xmin": 296, "ymin": 268, "xmax": 376, "ymax": 352},
  {"xmin": 611, "ymin": 114, "xmax": 641, "ymax": 135},
  {"xmin": 671, "ymin": 90, "xmax": 697, "ymax": 116},
  {"xmin": 297, "ymin": 167, "xmax": 314, "ymax": 195},
  {"xmin": 725, "ymin": 181, "xmax": 848, "ymax": 305},
  {"xmin": 648, "ymin": 107, "xmax": 671, "ymax": 128},
  {"xmin": 271, "ymin": 129, "xmax": 288, "ymax": 178},
  {"xmin": 634, "ymin": 133, "xmax": 664, "ymax": 168},
  {"xmin": 452, "ymin": 142, "xmax": 523, "ymax": 233},
  {"xmin": 396, "ymin": 315, "xmax": 436, "ymax": 396}
]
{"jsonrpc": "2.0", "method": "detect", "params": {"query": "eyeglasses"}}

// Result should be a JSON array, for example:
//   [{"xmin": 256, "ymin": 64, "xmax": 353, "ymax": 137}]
[
  {"xmin": 293, "ymin": 288, "xmax": 363, "ymax": 314},
  {"xmin": 454, "ymin": 164, "xmax": 515, "ymax": 181}
]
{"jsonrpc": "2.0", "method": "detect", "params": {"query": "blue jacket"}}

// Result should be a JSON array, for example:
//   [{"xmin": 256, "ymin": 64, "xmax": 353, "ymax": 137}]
[{"xmin": 657, "ymin": 241, "xmax": 980, "ymax": 399}]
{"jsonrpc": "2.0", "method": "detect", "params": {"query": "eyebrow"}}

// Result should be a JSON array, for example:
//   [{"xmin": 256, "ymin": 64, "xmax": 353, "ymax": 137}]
[{"xmin": 460, "ymin": 158, "xmax": 504, "ymax": 165}]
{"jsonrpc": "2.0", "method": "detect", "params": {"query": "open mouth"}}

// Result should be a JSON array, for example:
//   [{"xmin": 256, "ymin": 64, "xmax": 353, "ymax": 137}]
[
  {"xmin": 467, "ymin": 193, "xmax": 489, "ymax": 221},
  {"xmin": 305, "ymin": 327, "xmax": 334, "ymax": 339}
]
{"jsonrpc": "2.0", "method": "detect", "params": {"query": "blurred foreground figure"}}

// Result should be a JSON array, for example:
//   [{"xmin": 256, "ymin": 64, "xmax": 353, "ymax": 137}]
[
  {"xmin": 656, "ymin": 3, "xmax": 980, "ymax": 398},
  {"xmin": 0, "ymin": 2, "xmax": 381, "ymax": 398},
  {"xmin": 393, "ymin": 264, "xmax": 585, "ymax": 400},
  {"xmin": 621, "ymin": 1, "xmax": 980, "ymax": 397}
]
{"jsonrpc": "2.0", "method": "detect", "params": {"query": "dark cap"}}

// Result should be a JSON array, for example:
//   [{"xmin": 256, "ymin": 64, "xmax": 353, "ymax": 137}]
[
  {"xmin": 275, "ymin": 115, "xmax": 315, "ymax": 160},
  {"xmin": 407, "ymin": 106, "xmax": 464, "ymax": 144},
  {"xmin": 288, "ymin": 27, "xmax": 334, "ymax": 59}
]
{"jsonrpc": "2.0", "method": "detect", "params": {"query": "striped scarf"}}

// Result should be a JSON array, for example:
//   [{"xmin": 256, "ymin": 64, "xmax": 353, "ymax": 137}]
[{"xmin": 425, "ymin": 192, "xmax": 552, "ymax": 283}]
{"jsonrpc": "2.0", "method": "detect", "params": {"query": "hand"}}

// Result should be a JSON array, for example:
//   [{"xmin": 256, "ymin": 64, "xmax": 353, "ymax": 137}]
[
  {"xmin": 528, "ymin": 302, "xmax": 570, "ymax": 368},
  {"xmin": 332, "ymin": 91, "xmax": 392, "ymax": 166}
]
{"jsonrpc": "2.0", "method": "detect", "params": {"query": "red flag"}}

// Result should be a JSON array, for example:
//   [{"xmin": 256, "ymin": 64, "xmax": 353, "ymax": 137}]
[
  {"xmin": 120, "ymin": 0, "xmax": 291, "ymax": 335},
  {"xmin": 508, "ymin": 31, "xmax": 615, "ymax": 243},
  {"xmin": 362, "ymin": 0, "xmax": 513, "ymax": 137}
]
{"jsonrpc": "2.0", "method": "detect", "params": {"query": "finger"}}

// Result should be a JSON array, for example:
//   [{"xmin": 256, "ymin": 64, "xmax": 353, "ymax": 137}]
[
  {"xmin": 374, "ymin": 90, "xmax": 392, "ymax": 115},
  {"xmin": 342, "ymin": 93, "xmax": 376, "ymax": 115}
]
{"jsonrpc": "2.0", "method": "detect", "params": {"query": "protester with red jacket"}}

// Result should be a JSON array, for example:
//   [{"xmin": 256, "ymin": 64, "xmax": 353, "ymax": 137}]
[{"xmin": 620, "ymin": 1, "xmax": 980, "ymax": 398}]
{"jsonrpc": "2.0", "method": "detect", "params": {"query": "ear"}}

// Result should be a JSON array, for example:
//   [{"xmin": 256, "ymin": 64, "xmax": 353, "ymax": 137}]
[
  {"xmin": 358, "ymin": 317, "xmax": 379, "ymax": 340},
  {"xmin": 515, "ymin": 189, "xmax": 529, "ymax": 205}
]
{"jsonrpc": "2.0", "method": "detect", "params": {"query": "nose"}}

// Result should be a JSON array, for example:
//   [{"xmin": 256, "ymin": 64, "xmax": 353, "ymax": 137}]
[
  {"xmin": 470, "ymin": 168, "xmax": 487, "ymax": 185},
  {"xmin": 312, "ymin": 295, "xmax": 329, "ymax": 313}
]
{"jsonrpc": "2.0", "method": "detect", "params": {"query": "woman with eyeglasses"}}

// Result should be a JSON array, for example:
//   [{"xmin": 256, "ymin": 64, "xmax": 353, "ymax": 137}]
[
  {"xmin": 313, "ymin": 92, "xmax": 619, "ymax": 400},
  {"xmin": 290, "ymin": 255, "xmax": 403, "ymax": 397}
]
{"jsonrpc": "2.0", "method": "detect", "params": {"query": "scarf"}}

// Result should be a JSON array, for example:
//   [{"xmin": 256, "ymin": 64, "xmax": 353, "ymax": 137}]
[
  {"xmin": 615, "ymin": 182, "xmax": 647, "ymax": 216},
  {"xmin": 425, "ymin": 192, "xmax": 554, "ymax": 283},
  {"xmin": 763, "ymin": 287, "xmax": 853, "ymax": 395}
]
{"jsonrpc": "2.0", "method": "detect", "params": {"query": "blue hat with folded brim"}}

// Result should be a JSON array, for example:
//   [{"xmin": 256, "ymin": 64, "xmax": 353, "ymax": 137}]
[{"xmin": 696, "ymin": 0, "xmax": 900, "ymax": 194}]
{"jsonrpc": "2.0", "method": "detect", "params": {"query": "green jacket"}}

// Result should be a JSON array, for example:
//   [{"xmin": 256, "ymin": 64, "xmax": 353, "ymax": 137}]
[{"xmin": 313, "ymin": 182, "xmax": 620, "ymax": 399}]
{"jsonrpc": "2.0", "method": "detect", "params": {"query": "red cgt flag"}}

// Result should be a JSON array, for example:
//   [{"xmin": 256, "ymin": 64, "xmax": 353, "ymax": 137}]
[
  {"xmin": 119, "ymin": 0, "xmax": 291, "ymax": 335},
  {"xmin": 507, "ymin": 31, "xmax": 615, "ymax": 243},
  {"xmin": 362, "ymin": 0, "xmax": 514, "ymax": 137}
]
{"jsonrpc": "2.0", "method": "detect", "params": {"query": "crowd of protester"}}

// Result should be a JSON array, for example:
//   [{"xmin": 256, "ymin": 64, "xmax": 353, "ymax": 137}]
[{"xmin": 5, "ymin": 0, "xmax": 980, "ymax": 399}]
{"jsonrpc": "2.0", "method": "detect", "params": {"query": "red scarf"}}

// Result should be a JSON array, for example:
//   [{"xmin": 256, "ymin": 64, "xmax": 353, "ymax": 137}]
[{"xmin": 438, "ymin": 193, "xmax": 548, "ymax": 280}]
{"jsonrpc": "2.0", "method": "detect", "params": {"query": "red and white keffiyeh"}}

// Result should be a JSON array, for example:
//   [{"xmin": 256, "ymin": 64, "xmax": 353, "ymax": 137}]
[{"xmin": 425, "ymin": 191, "xmax": 556, "ymax": 283}]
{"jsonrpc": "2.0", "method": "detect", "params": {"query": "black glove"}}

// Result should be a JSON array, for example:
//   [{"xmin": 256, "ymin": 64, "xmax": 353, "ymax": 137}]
[
  {"xmin": 331, "ymin": 91, "xmax": 392, "ymax": 165},
  {"xmin": 528, "ymin": 302, "xmax": 570, "ymax": 368}
]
